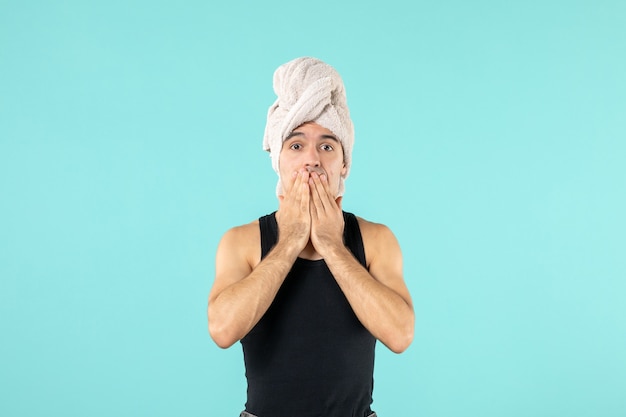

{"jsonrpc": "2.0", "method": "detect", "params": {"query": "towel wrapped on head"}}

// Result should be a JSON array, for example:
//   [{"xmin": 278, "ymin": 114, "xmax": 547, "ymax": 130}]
[{"xmin": 263, "ymin": 57, "xmax": 354, "ymax": 197}]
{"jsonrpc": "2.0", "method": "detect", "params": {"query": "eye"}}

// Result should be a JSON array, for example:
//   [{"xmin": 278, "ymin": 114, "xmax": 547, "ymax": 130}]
[
  {"xmin": 289, "ymin": 143, "xmax": 302, "ymax": 150},
  {"xmin": 320, "ymin": 143, "xmax": 334, "ymax": 152}
]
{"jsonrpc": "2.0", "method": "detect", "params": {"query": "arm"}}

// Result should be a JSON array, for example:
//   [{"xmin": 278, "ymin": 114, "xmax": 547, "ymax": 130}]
[
  {"xmin": 208, "ymin": 225, "xmax": 300, "ymax": 348},
  {"xmin": 208, "ymin": 170, "xmax": 312, "ymax": 348},
  {"xmin": 309, "ymin": 172, "xmax": 414, "ymax": 353},
  {"xmin": 323, "ymin": 223, "xmax": 414, "ymax": 353}
]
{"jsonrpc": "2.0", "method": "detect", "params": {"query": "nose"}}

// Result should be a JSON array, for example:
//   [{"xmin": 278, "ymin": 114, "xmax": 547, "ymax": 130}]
[{"xmin": 304, "ymin": 146, "xmax": 320, "ymax": 168}]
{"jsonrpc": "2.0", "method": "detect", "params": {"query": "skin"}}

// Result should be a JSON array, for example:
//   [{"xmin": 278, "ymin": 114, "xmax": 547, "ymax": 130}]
[{"xmin": 208, "ymin": 122, "xmax": 414, "ymax": 353}]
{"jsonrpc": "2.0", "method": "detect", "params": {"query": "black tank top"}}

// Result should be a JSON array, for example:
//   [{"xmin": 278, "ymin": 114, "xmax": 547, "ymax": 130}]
[{"xmin": 240, "ymin": 211, "xmax": 376, "ymax": 417}]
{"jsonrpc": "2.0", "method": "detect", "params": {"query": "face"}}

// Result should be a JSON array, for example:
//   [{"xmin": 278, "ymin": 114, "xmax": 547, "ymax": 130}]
[{"xmin": 279, "ymin": 122, "xmax": 347, "ymax": 197}]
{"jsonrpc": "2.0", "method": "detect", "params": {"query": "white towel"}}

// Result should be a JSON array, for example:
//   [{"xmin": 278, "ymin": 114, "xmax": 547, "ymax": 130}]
[{"xmin": 263, "ymin": 57, "xmax": 354, "ymax": 197}]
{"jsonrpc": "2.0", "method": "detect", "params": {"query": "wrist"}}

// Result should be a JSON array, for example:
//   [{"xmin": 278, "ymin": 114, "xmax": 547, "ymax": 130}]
[
  {"xmin": 319, "ymin": 241, "xmax": 350, "ymax": 261},
  {"xmin": 273, "ymin": 238, "xmax": 305, "ymax": 261}
]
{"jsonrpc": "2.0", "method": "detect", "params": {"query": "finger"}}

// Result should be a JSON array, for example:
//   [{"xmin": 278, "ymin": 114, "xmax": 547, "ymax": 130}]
[
  {"xmin": 309, "ymin": 173, "xmax": 327, "ymax": 213},
  {"xmin": 309, "ymin": 191, "xmax": 318, "ymax": 221},
  {"xmin": 310, "ymin": 182, "xmax": 323, "ymax": 221},
  {"xmin": 313, "ymin": 172, "xmax": 335, "ymax": 210},
  {"xmin": 299, "ymin": 171, "xmax": 310, "ymax": 213},
  {"xmin": 291, "ymin": 170, "xmax": 303, "ymax": 194},
  {"xmin": 287, "ymin": 170, "xmax": 305, "ymax": 203},
  {"xmin": 321, "ymin": 173, "xmax": 337, "ymax": 201}
]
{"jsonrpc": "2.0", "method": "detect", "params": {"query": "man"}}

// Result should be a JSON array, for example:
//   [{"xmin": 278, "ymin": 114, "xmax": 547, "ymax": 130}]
[{"xmin": 208, "ymin": 57, "xmax": 414, "ymax": 417}]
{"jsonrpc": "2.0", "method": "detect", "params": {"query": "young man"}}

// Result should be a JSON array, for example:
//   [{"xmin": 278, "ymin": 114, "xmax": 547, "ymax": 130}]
[{"xmin": 208, "ymin": 57, "xmax": 414, "ymax": 417}]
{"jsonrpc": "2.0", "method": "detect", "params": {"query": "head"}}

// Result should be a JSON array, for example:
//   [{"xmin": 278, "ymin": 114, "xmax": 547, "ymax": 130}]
[
  {"xmin": 263, "ymin": 57, "xmax": 354, "ymax": 197},
  {"xmin": 279, "ymin": 122, "xmax": 347, "ymax": 197}
]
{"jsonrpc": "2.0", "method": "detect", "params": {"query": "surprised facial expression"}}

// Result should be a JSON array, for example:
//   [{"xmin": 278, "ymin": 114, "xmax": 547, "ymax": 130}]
[{"xmin": 279, "ymin": 122, "xmax": 347, "ymax": 197}]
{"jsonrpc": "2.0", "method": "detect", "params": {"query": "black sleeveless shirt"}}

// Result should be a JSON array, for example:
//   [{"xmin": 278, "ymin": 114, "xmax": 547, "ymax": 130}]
[{"xmin": 240, "ymin": 211, "xmax": 376, "ymax": 417}]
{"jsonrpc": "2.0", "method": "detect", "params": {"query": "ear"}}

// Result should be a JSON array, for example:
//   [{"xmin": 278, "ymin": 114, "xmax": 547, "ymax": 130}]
[{"xmin": 340, "ymin": 162, "xmax": 347, "ymax": 177}]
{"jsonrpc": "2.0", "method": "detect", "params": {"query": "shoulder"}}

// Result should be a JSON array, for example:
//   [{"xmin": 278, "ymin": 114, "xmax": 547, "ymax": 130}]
[
  {"xmin": 217, "ymin": 219, "xmax": 261, "ymax": 269},
  {"xmin": 221, "ymin": 219, "xmax": 260, "ymax": 242},
  {"xmin": 210, "ymin": 219, "xmax": 261, "ymax": 304},
  {"xmin": 355, "ymin": 216, "xmax": 396, "ymax": 240},
  {"xmin": 354, "ymin": 216, "xmax": 401, "ymax": 267}
]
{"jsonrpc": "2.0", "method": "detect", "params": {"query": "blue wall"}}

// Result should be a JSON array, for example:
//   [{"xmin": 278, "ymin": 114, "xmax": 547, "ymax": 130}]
[{"xmin": 1, "ymin": 1, "xmax": 625, "ymax": 416}]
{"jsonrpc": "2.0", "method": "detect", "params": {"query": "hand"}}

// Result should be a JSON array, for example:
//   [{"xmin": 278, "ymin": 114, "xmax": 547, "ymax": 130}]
[
  {"xmin": 309, "ymin": 171, "xmax": 345, "ymax": 258},
  {"xmin": 277, "ymin": 169, "xmax": 312, "ymax": 253}
]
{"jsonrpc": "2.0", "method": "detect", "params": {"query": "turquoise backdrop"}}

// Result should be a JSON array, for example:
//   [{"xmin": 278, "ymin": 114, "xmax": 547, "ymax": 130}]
[{"xmin": 1, "ymin": 1, "xmax": 625, "ymax": 416}]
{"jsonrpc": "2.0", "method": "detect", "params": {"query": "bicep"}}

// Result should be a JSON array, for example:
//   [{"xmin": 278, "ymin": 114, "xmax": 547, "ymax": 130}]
[
  {"xmin": 209, "ymin": 227, "xmax": 256, "ymax": 304},
  {"xmin": 365, "ymin": 224, "xmax": 413, "ymax": 308}
]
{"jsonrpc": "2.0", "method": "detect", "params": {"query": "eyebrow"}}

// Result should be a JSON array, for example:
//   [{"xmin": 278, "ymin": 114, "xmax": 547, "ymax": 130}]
[{"xmin": 285, "ymin": 131, "xmax": 339, "ymax": 142}]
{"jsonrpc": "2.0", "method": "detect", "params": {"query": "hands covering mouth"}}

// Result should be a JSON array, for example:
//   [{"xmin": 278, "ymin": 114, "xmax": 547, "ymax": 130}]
[{"xmin": 305, "ymin": 166, "xmax": 326, "ymax": 176}]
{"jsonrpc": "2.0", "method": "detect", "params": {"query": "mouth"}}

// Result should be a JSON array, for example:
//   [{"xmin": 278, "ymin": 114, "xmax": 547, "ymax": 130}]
[{"xmin": 306, "ymin": 166, "xmax": 326, "ymax": 176}]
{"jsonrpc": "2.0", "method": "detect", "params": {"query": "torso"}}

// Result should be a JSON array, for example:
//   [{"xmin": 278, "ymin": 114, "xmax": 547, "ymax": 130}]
[{"xmin": 240, "ymin": 211, "xmax": 376, "ymax": 417}]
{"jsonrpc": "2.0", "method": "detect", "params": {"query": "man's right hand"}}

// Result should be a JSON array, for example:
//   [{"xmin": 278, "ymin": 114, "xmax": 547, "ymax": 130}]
[
  {"xmin": 209, "ymin": 171, "xmax": 312, "ymax": 348},
  {"xmin": 277, "ymin": 169, "xmax": 311, "ymax": 254}
]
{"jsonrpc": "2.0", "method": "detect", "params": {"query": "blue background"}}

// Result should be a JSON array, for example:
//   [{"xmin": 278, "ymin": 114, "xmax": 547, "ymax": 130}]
[{"xmin": 1, "ymin": 1, "xmax": 625, "ymax": 416}]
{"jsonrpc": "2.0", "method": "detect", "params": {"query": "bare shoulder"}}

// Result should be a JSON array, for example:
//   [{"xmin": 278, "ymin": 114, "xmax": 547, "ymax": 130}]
[
  {"xmin": 356, "ymin": 216, "xmax": 397, "ymax": 240},
  {"xmin": 210, "ymin": 219, "xmax": 262, "ymax": 303},
  {"xmin": 217, "ymin": 219, "xmax": 261, "ymax": 269},
  {"xmin": 220, "ymin": 220, "xmax": 260, "ymax": 247},
  {"xmin": 354, "ymin": 216, "xmax": 411, "ymax": 309},
  {"xmin": 355, "ymin": 216, "xmax": 401, "ymax": 268}
]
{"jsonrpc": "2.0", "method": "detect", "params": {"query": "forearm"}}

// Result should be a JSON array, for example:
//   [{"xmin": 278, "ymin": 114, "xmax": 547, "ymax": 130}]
[
  {"xmin": 324, "ymin": 245, "xmax": 415, "ymax": 353},
  {"xmin": 209, "ymin": 242, "xmax": 299, "ymax": 348}
]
